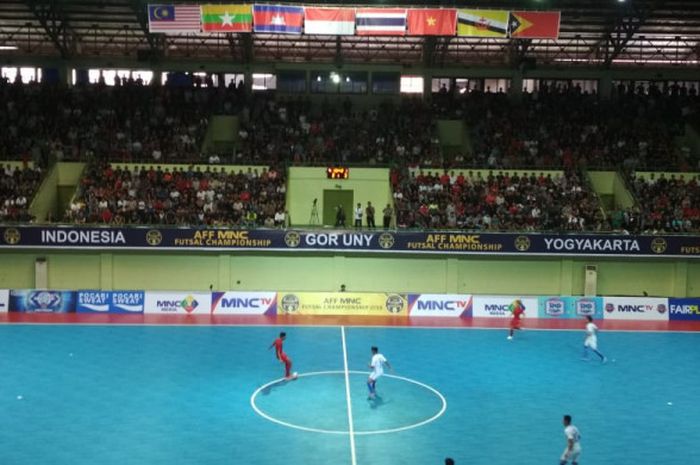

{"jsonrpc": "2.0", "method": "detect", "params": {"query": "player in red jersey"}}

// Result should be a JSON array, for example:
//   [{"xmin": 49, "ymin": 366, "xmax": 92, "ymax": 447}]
[
  {"xmin": 269, "ymin": 331, "xmax": 297, "ymax": 380},
  {"xmin": 507, "ymin": 299, "xmax": 526, "ymax": 340}
]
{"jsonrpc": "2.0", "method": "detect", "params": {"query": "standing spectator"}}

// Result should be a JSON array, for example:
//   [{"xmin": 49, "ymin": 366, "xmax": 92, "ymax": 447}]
[
  {"xmin": 365, "ymin": 201, "xmax": 376, "ymax": 229},
  {"xmin": 383, "ymin": 204, "xmax": 393, "ymax": 228},
  {"xmin": 354, "ymin": 202, "xmax": 363, "ymax": 229},
  {"xmin": 335, "ymin": 205, "xmax": 346, "ymax": 227}
]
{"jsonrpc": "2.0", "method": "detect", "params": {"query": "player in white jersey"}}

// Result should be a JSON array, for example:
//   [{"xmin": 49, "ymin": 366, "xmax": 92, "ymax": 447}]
[
  {"xmin": 367, "ymin": 346, "xmax": 392, "ymax": 400},
  {"xmin": 582, "ymin": 316, "xmax": 607, "ymax": 363},
  {"xmin": 560, "ymin": 415, "xmax": 582, "ymax": 465}
]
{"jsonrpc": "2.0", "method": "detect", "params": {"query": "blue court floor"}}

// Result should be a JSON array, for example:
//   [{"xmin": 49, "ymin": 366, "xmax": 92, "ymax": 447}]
[{"xmin": 1, "ymin": 324, "xmax": 699, "ymax": 465}]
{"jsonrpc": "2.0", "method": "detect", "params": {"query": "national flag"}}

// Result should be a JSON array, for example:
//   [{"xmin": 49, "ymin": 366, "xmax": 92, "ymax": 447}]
[
  {"xmin": 406, "ymin": 8, "xmax": 457, "ymax": 36},
  {"xmin": 356, "ymin": 8, "xmax": 407, "ymax": 36},
  {"xmin": 201, "ymin": 5, "xmax": 252, "ymax": 33},
  {"xmin": 457, "ymin": 9, "xmax": 508, "ymax": 37},
  {"xmin": 509, "ymin": 11, "xmax": 561, "ymax": 39},
  {"xmin": 148, "ymin": 4, "xmax": 201, "ymax": 33},
  {"xmin": 253, "ymin": 4, "xmax": 304, "ymax": 34},
  {"xmin": 304, "ymin": 7, "xmax": 355, "ymax": 35}
]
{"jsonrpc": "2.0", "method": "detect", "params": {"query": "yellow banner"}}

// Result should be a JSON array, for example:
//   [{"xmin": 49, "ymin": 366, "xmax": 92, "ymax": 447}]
[
  {"xmin": 277, "ymin": 292, "xmax": 408, "ymax": 316},
  {"xmin": 457, "ymin": 9, "xmax": 509, "ymax": 37}
]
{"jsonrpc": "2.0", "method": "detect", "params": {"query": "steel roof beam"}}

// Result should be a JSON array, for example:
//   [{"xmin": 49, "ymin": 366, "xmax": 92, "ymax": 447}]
[{"xmin": 25, "ymin": 0, "xmax": 79, "ymax": 58}]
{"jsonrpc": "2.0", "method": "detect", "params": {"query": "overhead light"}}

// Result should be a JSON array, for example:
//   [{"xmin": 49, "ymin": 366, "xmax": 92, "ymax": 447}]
[
  {"xmin": 0, "ymin": 45, "xmax": 19, "ymax": 50},
  {"xmin": 330, "ymin": 72, "xmax": 340, "ymax": 84}
]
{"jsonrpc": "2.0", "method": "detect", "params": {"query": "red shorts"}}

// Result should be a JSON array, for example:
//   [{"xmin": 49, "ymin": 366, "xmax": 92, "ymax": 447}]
[
  {"xmin": 279, "ymin": 354, "xmax": 291, "ymax": 364},
  {"xmin": 510, "ymin": 318, "xmax": 521, "ymax": 329}
]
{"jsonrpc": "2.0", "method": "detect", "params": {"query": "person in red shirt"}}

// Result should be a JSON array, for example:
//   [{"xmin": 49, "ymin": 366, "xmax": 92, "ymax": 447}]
[
  {"xmin": 269, "ymin": 332, "xmax": 297, "ymax": 380},
  {"xmin": 507, "ymin": 299, "xmax": 526, "ymax": 340}
]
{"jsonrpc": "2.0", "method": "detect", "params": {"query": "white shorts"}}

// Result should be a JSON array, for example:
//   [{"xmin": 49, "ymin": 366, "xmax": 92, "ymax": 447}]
[
  {"xmin": 584, "ymin": 337, "xmax": 598, "ymax": 350},
  {"xmin": 369, "ymin": 371, "xmax": 383, "ymax": 381},
  {"xmin": 560, "ymin": 444, "xmax": 581, "ymax": 463}
]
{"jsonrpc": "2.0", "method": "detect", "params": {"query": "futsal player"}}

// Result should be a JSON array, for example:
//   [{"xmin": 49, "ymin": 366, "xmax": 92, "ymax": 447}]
[
  {"xmin": 582, "ymin": 316, "xmax": 607, "ymax": 363},
  {"xmin": 367, "ymin": 346, "xmax": 391, "ymax": 399},
  {"xmin": 560, "ymin": 415, "xmax": 582, "ymax": 465},
  {"xmin": 507, "ymin": 299, "xmax": 525, "ymax": 340},
  {"xmin": 269, "ymin": 331, "xmax": 297, "ymax": 380}
]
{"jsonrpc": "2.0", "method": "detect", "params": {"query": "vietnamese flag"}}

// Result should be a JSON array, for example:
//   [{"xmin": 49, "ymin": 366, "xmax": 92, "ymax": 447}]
[{"xmin": 407, "ymin": 8, "xmax": 457, "ymax": 36}]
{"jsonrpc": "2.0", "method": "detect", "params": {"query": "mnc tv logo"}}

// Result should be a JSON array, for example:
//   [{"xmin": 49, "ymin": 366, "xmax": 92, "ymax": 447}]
[
  {"xmin": 410, "ymin": 295, "xmax": 472, "ymax": 316},
  {"xmin": 417, "ymin": 300, "xmax": 470, "ymax": 311},
  {"xmin": 221, "ymin": 297, "xmax": 273, "ymax": 309}
]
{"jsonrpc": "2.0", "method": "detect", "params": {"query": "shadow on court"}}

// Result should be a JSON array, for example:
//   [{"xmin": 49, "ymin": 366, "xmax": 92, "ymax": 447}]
[{"xmin": 260, "ymin": 379, "xmax": 290, "ymax": 396}]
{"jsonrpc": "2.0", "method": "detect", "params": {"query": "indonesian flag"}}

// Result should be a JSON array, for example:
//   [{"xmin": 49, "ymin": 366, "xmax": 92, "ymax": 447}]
[{"xmin": 304, "ymin": 7, "xmax": 355, "ymax": 35}]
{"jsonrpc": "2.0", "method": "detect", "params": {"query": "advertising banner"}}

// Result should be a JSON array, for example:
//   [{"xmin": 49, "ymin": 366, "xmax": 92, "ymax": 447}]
[
  {"xmin": 0, "ymin": 289, "xmax": 8, "ymax": 312},
  {"xmin": 144, "ymin": 292, "xmax": 212, "ymax": 314},
  {"xmin": 1, "ymin": 226, "xmax": 698, "ymax": 258},
  {"xmin": 603, "ymin": 297, "xmax": 669, "ymax": 321},
  {"xmin": 211, "ymin": 292, "xmax": 277, "ymax": 315},
  {"xmin": 277, "ymin": 292, "xmax": 407, "ymax": 316},
  {"xmin": 668, "ymin": 298, "xmax": 700, "ymax": 321},
  {"xmin": 76, "ymin": 291, "xmax": 145, "ymax": 313},
  {"xmin": 472, "ymin": 296, "xmax": 538, "ymax": 318},
  {"xmin": 538, "ymin": 297, "xmax": 603, "ymax": 319},
  {"xmin": 407, "ymin": 294, "xmax": 472, "ymax": 317},
  {"xmin": 9, "ymin": 290, "xmax": 76, "ymax": 313}
]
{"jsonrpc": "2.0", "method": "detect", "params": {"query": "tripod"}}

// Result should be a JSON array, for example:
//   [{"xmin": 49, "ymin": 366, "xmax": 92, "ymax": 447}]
[{"xmin": 309, "ymin": 203, "xmax": 320, "ymax": 226}]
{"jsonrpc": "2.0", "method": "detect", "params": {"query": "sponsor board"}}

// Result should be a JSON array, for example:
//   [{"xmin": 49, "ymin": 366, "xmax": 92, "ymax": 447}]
[
  {"xmin": 407, "ymin": 294, "xmax": 472, "ymax": 317},
  {"xmin": 211, "ymin": 292, "xmax": 277, "ymax": 315},
  {"xmin": 537, "ymin": 297, "xmax": 603, "ymax": 319},
  {"xmin": 668, "ymin": 298, "xmax": 700, "ymax": 321},
  {"xmin": 0, "ymin": 289, "xmax": 8, "ymax": 312},
  {"xmin": 603, "ymin": 297, "xmax": 669, "ymax": 321},
  {"xmin": 472, "ymin": 296, "xmax": 538, "ymax": 318},
  {"xmin": 76, "ymin": 291, "xmax": 145, "ymax": 313},
  {"xmin": 9, "ymin": 290, "xmax": 76, "ymax": 313},
  {"xmin": 144, "ymin": 292, "xmax": 212, "ymax": 314},
  {"xmin": 277, "ymin": 292, "xmax": 407, "ymax": 316}
]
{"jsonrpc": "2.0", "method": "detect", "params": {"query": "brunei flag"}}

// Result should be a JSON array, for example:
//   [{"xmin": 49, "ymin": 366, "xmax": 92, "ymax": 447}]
[
  {"xmin": 457, "ymin": 9, "xmax": 508, "ymax": 37},
  {"xmin": 509, "ymin": 11, "xmax": 560, "ymax": 39},
  {"xmin": 201, "ymin": 5, "xmax": 252, "ymax": 33}
]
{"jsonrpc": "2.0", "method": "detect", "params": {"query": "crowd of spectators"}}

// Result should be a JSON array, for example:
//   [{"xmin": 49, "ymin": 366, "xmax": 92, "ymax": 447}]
[
  {"xmin": 0, "ymin": 76, "xmax": 247, "ymax": 165},
  {"xmin": 0, "ymin": 165, "xmax": 43, "ymax": 222},
  {"xmin": 434, "ymin": 82, "xmax": 698, "ymax": 172},
  {"xmin": 623, "ymin": 173, "xmax": 700, "ymax": 233},
  {"xmin": 392, "ymin": 169, "xmax": 605, "ymax": 231},
  {"xmin": 233, "ymin": 96, "xmax": 440, "ymax": 166},
  {"xmin": 67, "ymin": 163, "xmax": 287, "ymax": 227}
]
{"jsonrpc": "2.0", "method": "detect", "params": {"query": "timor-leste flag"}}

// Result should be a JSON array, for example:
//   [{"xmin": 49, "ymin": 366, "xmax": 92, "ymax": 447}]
[
  {"xmin": 407, "ymin": 8, "xmax": 457, "ymax": 36},
  {"xmin": 509, "ymin": 11, "xmax": 560, "ymax": 39},
  {"xmin": 201, "ymin": 5, "xmax": 252, "ymax": 33}
]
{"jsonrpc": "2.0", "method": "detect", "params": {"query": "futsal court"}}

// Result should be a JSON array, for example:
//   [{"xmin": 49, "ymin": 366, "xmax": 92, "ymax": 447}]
[{"xmin": 2, "ymin": 318, "xmax": 699, "ymax": 465}]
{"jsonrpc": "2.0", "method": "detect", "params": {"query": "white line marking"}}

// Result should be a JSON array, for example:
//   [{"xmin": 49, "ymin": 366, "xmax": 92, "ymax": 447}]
[
  {"xmin": 341, "ymin": 326, "xmax": 357, "ymax": 465},
  {"xmin": 249, "ymin": 370, "xmax": 447, "ymax": 435}
]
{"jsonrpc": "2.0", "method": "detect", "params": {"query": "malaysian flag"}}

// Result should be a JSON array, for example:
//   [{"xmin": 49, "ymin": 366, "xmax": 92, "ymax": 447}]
[
  {"xmin": 356, "ymin": 8, "xmax": 407, "ymax": 36},
  {"xmin": 148, "ymin": 4, "xmax": 201, "ymax": 34}
]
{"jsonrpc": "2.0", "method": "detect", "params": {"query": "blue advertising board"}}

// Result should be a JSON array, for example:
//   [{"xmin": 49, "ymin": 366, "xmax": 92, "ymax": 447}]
[
  {"xmin": 668, "ymin": 298, "xmax": 700, "ymax": 321},
  {"xmin": 9, "ymin": 290, "xmax": 76, "ymax": 313},
  {"xmin": 76, "ymin": 291, "xmax": 145, "ymax": 313},
  {"xmin": 0, "ymin": 226, "xmax": 698, "ymax": 258},
  {"xmin": 538, "ymin": 296, "xmax": 603, "ymax": 319}
]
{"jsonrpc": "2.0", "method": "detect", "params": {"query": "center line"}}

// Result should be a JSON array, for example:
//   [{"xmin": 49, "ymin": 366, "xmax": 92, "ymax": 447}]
[{"xmin": 340, "ymin": 326, "xmax": 358, "ymax": 465}]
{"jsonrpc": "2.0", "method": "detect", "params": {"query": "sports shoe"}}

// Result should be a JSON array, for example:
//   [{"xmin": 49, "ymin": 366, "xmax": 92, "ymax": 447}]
[{"xmin": 507, "ymin": 336, "xmax": 513, "ymax": 340}]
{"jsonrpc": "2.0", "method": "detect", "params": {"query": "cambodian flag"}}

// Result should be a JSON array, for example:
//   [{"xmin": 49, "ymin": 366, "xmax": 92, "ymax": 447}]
[{"xmin": 253, "ymin": 4, "xmax": 304, "ymax": 34}]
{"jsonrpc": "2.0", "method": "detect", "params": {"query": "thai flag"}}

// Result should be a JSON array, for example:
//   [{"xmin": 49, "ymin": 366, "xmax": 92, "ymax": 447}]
[{"xmin": 355, "ymin": 8, "xmax": 407, "ymax": 36}]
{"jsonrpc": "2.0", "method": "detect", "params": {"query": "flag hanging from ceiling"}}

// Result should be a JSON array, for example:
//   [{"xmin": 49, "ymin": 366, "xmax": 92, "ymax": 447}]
[
  {"xmin": 406, "ymin": 8, "xmax": 457, "ymax": 36},
  {"xmin": 509, "ymin": 11, "xmax": 560, "ymax": 39},
  {"xmin": 148, "ymin": 4, "xmax": 201, "ymax": 33},
  {"xmin": 201, "ymin": 5, "xmax": 252, "ymax": 33},
  {"xmin": 355, "ymin": 8, "xmax": 407, "ymax": 36},
  {"xmin": 253, "ymin": 4, "xmax": 304, "ymax": 34},
  {"xmin": 304, "ymin": 7, "xmax": 355, "ymax": 35},
  {"xmin": 457, "ymin": 9, "xmax": 509, "ymax": 37}
]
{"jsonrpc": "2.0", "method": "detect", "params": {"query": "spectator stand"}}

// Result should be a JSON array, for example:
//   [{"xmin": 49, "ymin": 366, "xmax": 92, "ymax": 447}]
[
  {"xmin": 66, "ymin": 162, "xmax": 286, "ymax": 228},
  {"xmin": 0, "ymin": 161, "xmax": 43, "ymax": 223}
]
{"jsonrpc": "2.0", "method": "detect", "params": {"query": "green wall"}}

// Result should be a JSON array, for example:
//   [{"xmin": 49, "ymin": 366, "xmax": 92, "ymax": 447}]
[
  {"xmin": 587, "ymin": 171, "xmax": 635, "ymax": 212},
  {"xmin": 287, "ymin": 167, "xmax": 391, "ymax": 227},
  {"xmin": 0, "ymin": 250, "xmax": 696, "ymax": 297}
]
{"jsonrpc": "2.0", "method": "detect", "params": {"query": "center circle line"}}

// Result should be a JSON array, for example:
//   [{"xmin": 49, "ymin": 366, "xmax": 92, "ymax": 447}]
[{"xmin": 250, "ymin": 370, "xmax": 447, "ymax": 435}]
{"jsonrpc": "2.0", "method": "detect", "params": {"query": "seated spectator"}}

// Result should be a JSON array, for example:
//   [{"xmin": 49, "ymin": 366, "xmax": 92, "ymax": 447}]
[{"xmin": 0, "ymin": 165, "xmax": 43, "ymax": 222}]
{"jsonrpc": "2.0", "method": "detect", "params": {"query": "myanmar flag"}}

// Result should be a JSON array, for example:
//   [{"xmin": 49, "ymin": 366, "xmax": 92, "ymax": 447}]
[
  {"xmin": 201, "ymin": 4, "xmax": 252, "ymax": 32},
  {"xmin": 407, "ymin": 8, "xmax": 457, "ymax": 36}
]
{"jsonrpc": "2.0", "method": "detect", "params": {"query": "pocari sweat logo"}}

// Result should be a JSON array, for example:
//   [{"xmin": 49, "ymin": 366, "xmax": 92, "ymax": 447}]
[
  {"xmin": 112, "ymin": 292, "xmax": 144, "ymax": 313},
  {"xmin": 78, "ymin": 291, "xmax": 110, "ymax": 312}
]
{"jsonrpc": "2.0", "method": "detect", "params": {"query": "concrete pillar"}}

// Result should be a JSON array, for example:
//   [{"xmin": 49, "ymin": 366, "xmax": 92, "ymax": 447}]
[
  {"xmin": 559, "ymin": 259, "xmax": 574, "ymax": 295},
  {"xmin": 100, "ymin": 253, "xmax": 113, "ymax": 290},
  {"xmin": 672, "ymin": 261, "xmax": 688, "ymax": 297},
  {"xmin": 218, "ymin": 254, "xmax": 230, "ymax": 290},
  {"xmin": 446, "ymin": 258, "xmax": 459, "ymax": 293},
  {"xmin": 598, "ymin": 72, "xmax": 613, "ymax": 99}
]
